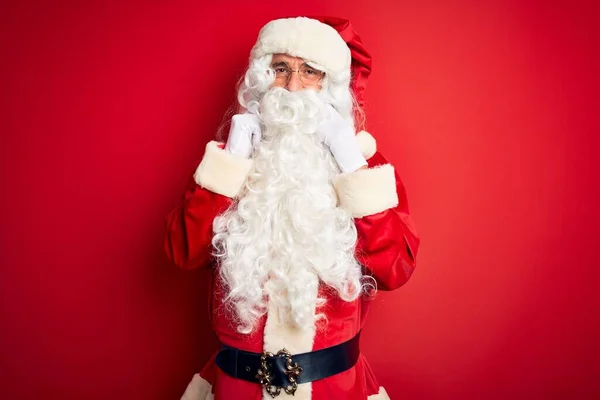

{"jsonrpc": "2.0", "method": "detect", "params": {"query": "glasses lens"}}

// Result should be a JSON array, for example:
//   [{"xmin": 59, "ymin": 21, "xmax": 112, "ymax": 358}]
[
  {"xmin": 272, "ymin": 66, "xmax": 290, "ymax": 81},
  {"xmin": 300, "ymin": 66, "xmax": 324, "ymax": 83}
]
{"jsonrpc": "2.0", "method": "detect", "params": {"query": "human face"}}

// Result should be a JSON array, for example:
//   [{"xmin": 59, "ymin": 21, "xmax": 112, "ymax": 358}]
[{"xmin": 270, "ymin": 53, "xmax": 324, "ymax": 92}]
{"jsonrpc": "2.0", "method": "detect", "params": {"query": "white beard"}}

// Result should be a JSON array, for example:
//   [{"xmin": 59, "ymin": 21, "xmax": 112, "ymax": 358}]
[{"xmin": 212, "ymin": 88, "xmax": 364, "ymax": 334}]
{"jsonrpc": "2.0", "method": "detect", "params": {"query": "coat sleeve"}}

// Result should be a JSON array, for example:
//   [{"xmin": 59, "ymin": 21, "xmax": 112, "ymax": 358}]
[
  {"xmin": 333, "ymin": 151, "xmax": 420, "ymax": 290},
  {"xmin": 164, "ymin": 141, "xmax": 254, "ymax": 270}
]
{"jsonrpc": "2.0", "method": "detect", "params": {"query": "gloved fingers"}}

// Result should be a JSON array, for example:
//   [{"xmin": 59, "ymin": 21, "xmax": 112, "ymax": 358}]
[
  {"xmin": 251, "ymin": 129, "xmax": 262, "ymax": 149},
  {"xmin": 225, "ymin": 113, "xmax": 262, "ymax": 158},
  {"xmin": 225, "ymin": 130, "xmax": 253, "ymax": 158},
  {"xmin": 328, "ymin": 133, "xmax": 368, "ymax": 173}
]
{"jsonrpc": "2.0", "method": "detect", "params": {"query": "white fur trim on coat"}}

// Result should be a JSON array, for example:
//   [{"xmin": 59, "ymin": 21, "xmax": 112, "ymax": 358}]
[
  {"xmin": 333, "ymin": 164, "xmax": 399, "ymax": 218},
  {"xmin": 180, "ymin": 374, "xmax": 214, "ymax": 400},
  {"xmin": 178, "ymin": 373, "xmax": 388, "ymax": 400},
  {"xmin": 193, "ymin": 141, "xmax": 253, "ymax": 199},
  {"xmin": 251, "ymin": 17, "xmax": 351, "ymax": 77},
  {"xmin": 262, "ymin": 274, "xmax": 319, "ymax": 400},
  {"xmin": 356, "ymin": 130, "xmax": 377, "ymax": 160},
  {"xmin": 368, "ymin": 386, "xmax": 391, "ymax": 399}
]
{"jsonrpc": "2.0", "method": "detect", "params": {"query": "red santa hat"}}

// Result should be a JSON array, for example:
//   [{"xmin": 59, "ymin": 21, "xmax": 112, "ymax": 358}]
[{"xmin": 250, "ymin": 16, "xmax": 372, "ymax": 109}]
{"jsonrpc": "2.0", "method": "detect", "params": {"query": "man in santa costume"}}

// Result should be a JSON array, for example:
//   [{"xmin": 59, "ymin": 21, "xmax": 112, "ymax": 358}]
[{"xmin": 165, "ymin": 16, "xmax": 420, "ymax": 400}]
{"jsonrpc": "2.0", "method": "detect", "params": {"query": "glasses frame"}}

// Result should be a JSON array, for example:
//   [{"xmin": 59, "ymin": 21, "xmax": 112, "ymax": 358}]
[{"xmin": 270, "ymin": 62, "xmax": 325, "ymax": 86}]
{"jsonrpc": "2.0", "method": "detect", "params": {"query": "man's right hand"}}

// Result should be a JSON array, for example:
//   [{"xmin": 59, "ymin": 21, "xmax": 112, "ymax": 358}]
[{"xmin": 224, "ymin": 113, "xmax": 262, "ymax": 158}]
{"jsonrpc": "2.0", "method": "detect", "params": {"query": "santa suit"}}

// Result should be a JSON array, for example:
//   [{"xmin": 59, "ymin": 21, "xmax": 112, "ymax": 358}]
[{"xmin": 165, "ymin": 131, "xmax": 420, "ymax": 400}]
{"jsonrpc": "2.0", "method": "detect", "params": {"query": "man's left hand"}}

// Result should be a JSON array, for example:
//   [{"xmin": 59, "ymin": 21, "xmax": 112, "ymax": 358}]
[{"xmin": 317, "ymin": 104, "xmax": 368, "ymax": 173}]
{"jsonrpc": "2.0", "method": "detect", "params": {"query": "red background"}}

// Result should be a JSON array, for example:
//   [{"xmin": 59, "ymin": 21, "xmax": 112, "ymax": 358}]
[{"xmin": 1, "ymin": 1, "xmax": 598, "ymax": 399}]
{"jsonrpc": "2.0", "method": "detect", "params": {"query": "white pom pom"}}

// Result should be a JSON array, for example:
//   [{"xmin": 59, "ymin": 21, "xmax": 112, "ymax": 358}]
[{"xmin": 355, "ymin": 130, "xmax": 377, "ymax": 160}]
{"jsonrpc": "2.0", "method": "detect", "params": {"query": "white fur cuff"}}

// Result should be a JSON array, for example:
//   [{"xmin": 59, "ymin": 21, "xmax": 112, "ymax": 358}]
[
  {"xmin": 333, "ymin": 164, "xmax": 399, "ymax": 218},
  {"xmin": 356, "ymin": 130, "xmax": 377, "ymax": 160},
  {"xmin": 193, "ymin": 141, "xmax": 253, "ymax": 198}
]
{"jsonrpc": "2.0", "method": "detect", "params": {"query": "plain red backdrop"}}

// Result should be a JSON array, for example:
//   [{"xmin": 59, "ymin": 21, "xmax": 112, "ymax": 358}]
[{"xmin": 1, "ymin": 0, "xmax": 598, "ymax": 399}]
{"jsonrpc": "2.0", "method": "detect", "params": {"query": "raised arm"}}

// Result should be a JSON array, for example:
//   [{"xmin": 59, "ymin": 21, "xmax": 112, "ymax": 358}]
[
  {"xmin": 164, "ymin": 141, "xmax": 253, "ymax": 270},
  {"xmin": 333, "ymin": 150, "xmax": 420, "ymax": 290}
]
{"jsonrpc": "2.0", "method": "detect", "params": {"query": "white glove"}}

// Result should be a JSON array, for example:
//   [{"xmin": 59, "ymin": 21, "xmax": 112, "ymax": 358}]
[
  {"xmin": 224, "ymin": 113, "xmax": 262, "ymax": 158},
  {"xmin": 317, "ymin": 104, "xmax": 367, "ymax": 173}
]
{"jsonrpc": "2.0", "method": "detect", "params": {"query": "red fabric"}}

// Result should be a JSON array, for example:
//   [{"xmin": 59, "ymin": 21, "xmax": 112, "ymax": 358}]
[
  {"xmin": 164, "ymin": 175, "xmax": 232, "ymax": 270},
  {"xmin": 309, "ymin": 16, "xmax": 373, "ymax": 133},
  {"xmin": 355, "ymin": 152, "xmax": 420, "ymax": 290},
  {"xmin": 310, "ymin": 16, "xmax": 373, "ymax": 110},
  {"xmin": 164, "ymin": 150, "xmax": 419, "ymax": 399}
]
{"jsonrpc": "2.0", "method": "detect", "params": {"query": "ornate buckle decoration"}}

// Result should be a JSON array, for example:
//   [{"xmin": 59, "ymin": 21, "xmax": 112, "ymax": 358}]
[{"xmin": 256, "ymin": 348, "xmax": 303, "ymax": 398}]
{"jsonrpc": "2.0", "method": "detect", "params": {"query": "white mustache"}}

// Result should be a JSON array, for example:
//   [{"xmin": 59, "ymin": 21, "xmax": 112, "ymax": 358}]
[{"xmin": 259, "ymin": 87, "xmax": 329, "ymax": 134}]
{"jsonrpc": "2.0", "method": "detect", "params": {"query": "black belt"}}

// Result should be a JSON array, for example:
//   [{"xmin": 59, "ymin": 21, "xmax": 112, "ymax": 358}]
[{"xmin": 215, "ymin": 332, "xmax": 361, "ymax": 397}]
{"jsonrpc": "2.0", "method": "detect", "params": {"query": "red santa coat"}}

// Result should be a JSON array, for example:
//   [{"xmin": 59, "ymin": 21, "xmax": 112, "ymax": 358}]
[{"xmin": 165, "ymin": 132, "xmax": 420, "ymax": 400}]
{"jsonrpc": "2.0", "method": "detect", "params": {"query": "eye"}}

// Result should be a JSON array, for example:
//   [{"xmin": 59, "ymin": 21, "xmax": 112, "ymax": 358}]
[{"xmin": 300, "ymin": 65, "xmax": 323, "ymax": 77}]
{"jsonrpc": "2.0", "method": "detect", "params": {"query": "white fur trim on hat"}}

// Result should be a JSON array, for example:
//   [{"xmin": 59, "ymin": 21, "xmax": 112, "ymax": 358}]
[
  {"xmin": 333, "ymin": 164, "xmax": 399, "ymax": 218},
  {"xmin": 193, "ymin": 141, "xmax": 253, "ymax": 199},
  {"xmin": 251, "ymin": 17, "xmax": 351, "ymax": 76},
  {"xmin": 356, "ymin": 130, "xmax": 377, "ymax": 160}
]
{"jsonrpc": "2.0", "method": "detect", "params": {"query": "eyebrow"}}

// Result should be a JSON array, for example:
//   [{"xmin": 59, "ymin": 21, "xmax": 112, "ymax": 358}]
[
  {"xmin": 271, "ymin": 61, "xmax": 290, "ymax": 68},
  {"xmin": 271, "ymin": 61, "xmax": 318, "ymax": 69}
]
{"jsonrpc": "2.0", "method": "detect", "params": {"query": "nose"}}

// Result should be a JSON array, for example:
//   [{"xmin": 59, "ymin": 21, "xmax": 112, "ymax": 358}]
[{"xmin": 286, "ymin": 71, "xmax": 303, "ymax": 92}]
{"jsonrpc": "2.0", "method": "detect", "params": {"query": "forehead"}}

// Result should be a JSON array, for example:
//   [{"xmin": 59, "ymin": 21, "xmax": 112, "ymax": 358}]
[{"xmin": 271, "ymin": 53, "xmax": 309, "ymax": 65}]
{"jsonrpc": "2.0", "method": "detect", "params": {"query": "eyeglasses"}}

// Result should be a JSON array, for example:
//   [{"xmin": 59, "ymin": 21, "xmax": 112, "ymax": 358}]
[{"xmin": 271, "ymin": 62, "xmax": 325, "ymax": 85}]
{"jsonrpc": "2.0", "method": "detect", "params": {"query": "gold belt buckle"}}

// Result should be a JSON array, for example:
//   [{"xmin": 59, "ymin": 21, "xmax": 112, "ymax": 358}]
[{"xmin": 255, "ymin": 348, "xmax": 303, "ymax": 398}]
